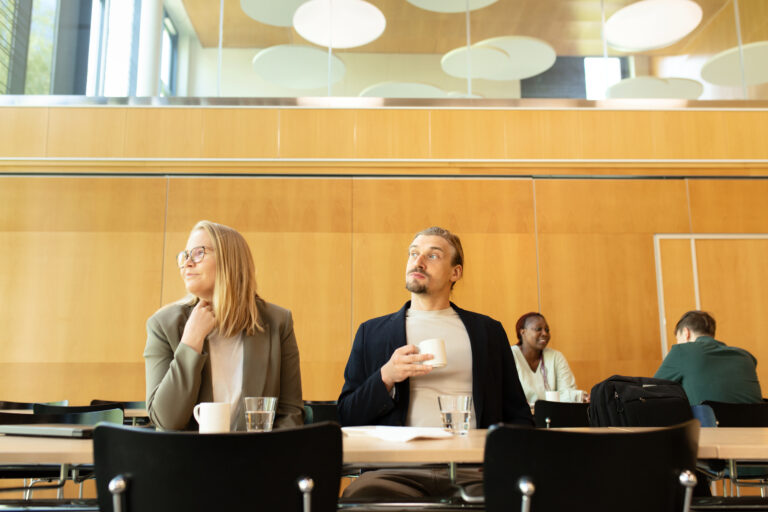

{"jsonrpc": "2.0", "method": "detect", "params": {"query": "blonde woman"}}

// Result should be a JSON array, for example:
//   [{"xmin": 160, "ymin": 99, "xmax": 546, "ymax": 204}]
[{"xmin": 144, "ymin": 220, "xmax": 304, "ymax": 431}]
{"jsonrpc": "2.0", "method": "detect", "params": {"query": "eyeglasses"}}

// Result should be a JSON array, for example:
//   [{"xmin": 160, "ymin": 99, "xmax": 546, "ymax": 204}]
[{"xmin": 177, "ymin": 246, "xmax": 213, "ymax": 268}]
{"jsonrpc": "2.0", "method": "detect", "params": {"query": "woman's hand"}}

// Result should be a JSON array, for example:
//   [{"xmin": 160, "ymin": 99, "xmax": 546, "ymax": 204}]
[{"xmin": 180, "ymin": 300, "xmax": 216, "ymax": 353}]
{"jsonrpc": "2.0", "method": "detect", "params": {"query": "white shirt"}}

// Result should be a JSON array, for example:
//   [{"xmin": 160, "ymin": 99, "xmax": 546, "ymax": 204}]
[
  {"xmin": 208, "ymin": 330, "xmax": 244, "ymax": 430},
  {"xmin": 405, "ymin": 307, "xmax": 476, "ymax": 428},
  {"xmin": 511, "ymin": 345, "xmax": 577, "ymax": 404}
]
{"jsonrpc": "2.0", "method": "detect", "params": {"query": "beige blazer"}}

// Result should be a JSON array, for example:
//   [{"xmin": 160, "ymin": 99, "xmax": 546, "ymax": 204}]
[{"xmin": 144, "ymin": 300, "xmax": 304, "ymax": 431}]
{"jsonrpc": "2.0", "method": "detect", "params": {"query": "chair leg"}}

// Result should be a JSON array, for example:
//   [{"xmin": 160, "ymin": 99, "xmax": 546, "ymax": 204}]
[
  {"xmin": 297, "ymin": 477, "xmax": 314, "ymax": 512},
  {"xmin": 679, "ymin": 470, "xmax": 697, "ymax": 512},
  {"xmin": 57, "ymin": 464, "xmax": 68, "ymax": 499},
  {"xmin": 518, "ymin": 477, "xmax": 535, "ymax": 512}
]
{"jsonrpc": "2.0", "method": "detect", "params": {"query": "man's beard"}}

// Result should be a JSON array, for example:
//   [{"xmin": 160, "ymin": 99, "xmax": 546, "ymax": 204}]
[{"xmin": 405, "ymin": 272, "xmax": 428, "ymax": 294}]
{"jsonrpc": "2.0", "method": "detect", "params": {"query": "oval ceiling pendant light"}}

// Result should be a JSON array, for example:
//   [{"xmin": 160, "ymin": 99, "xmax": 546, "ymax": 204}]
[
  {"xmin": 360, "ymin": 82, "xmax": 448, "ymax": 98},
  {"xmin": 240, "ymin": 0, "xmax": 306, "ymax": 27},
  {"xmin": 701, "ymin": 41, "xmax": 768, "ymax": 86},
  {"xmin": 606, "ymin": 76, "xmax": 703, "ymax": 99},
  {"xmin": 252, "ymin": 44, "xmax": 345, "ymax": 89},
  {"xmin": 406, "ymin": 0, "xmax": 497, "ymax": 13},
  {"xmin": 605, "ymin": 0, "xmax": 702, "ymax": 52},
  {"xmin": 441, "ymin": 36, "xmax": 556, "ymax": 81},
  {"xmin": 293, "ymin": 0, "xmax": 386, "ymax": 49}
]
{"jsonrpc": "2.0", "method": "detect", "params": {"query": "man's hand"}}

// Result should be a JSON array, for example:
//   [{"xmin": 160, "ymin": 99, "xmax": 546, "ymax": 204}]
[
  {"xmin": 180, "ymin": 300, "xmax": 216, "ymax": 354},
  {"xmin": 380, "ymin": 345, "xmax": 434, "ymax": 392}
]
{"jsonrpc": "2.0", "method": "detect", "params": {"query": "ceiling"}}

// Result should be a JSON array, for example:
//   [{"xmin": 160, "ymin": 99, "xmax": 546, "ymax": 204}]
[{"xmin": 181, "ymin": 0, "xmax": 730, "ymax": 57}]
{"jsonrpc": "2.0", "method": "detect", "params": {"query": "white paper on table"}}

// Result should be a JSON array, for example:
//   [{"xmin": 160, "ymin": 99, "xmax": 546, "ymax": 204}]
[{"xmin": 341, "ymin": 426, "xmax": 453, "ymax": 442}]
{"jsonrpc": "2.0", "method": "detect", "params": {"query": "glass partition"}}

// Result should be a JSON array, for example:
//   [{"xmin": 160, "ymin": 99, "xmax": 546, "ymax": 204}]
[{"xmin": 1, "ymin": 0, "xmax": 766, "ymax": 102}]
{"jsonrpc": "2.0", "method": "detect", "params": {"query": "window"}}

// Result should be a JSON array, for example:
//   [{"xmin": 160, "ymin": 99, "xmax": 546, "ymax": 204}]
[
  {"xmin": 584, "ymin": 57, "xmax": 623, "ymax": 100},
  {"xmin": 159, "ymin": 11, "xmax": 177, "ymax": 97},
  {"xmin": 86, "ymin": 0, "xmax": 139, "ymax": 96}
]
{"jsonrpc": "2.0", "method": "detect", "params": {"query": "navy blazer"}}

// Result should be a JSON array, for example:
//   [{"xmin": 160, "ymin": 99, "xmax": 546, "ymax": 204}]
[{"xmin": 337, "ymin": 301, "xmax": 533, "ymax": 428}]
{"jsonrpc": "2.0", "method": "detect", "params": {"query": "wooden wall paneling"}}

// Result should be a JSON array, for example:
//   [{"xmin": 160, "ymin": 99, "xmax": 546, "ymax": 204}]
[
  {"xmin": 0, "ymin": 363, "xmax": 145, "ymax": 406},
  {"xmin": 278, "ymin": 109, "xmax": 358, "ymax": 159},
  {"xmin": 578, "ymin": 111, "xmax": 656, "ymax": 160},
  {"xmin": 538, "ymin": 234, "xmax": 664, "ymax": 388},
  {"xmin": 163, "ymin": 178, "xmax": 353, "ymax": 400},
  {"xmin": 351, "ymin": 178, "xmax": 538, "ymax": 335},
  {"xmin": 354, "ymin": 110, "xmax": 431, "ymax": 159},
  {"xmin": 535, "ymin": 179, "xmax": 691, "ymax": 392},
  {"xmin": 0, "ymin": 177, "xmax": 167, "ymax": 403},
  {"xmin": 670, "ymin": 112, "xmax": 768, "ymax": 160},
  {"xmin": 658, "ymin": 239, "xmax": 697, "ymax": 348},
  {"xmin": 696, "ymin": 239, "xmax": 768, "ymax": 388},
  {"xmin": 535, "ymin": 179, "xmax": 691, "ymax": 234},
  {"xmin": 429, "ymin": 110, "xmax": 509, "ymax": 160},
  {"xmin": 46, "ymin": 107, "xmax": 126, "ymax": 158},
  {"xmin": 200, "ymin": 108, "xmax": 279, "ymax": 158},
  {"xmin": 124, "ymin": 108, "xmax": 203, "ymax": 158},
  {"xmin": 505, "ymin": 111, "xmax": 583, "ymax": 160},
  {"xmin": 688, "ymin": 179, "xmax": 768, "ymax": 233},
  {"xmin": 0, "ymin": 108, "xmax": 48, "ymax": 157}
]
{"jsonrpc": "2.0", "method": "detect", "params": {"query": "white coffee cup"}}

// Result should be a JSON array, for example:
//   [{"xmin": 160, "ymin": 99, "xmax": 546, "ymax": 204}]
[
  {"xmin": 545, "ymin": 391, "xmax": 560, "ymax": 402},
  {"xmin": 418, "ymin": 338, "xmax": 447, "ymax": 368},
  {"xmin": 570, "ymin": 389, "xmax": 586, "ymax": 403},
  {"xmin": 193, "ymin": 402, "xmax": 230, "ymax": 433}
]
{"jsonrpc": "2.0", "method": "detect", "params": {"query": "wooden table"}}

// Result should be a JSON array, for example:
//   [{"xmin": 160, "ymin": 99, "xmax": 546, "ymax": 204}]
[
  {"xmin": 700, "ymin": 428, "xmax": 768, "ymax": 460},
  {"xmin": 2, "ymin": 427, "xmax": 766, "ymax": 466}
]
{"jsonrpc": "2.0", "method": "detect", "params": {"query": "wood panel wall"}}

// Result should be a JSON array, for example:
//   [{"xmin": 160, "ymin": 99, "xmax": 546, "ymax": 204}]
[
  {"xmin": 1, "ymin": 106, "xmax": 768, "ymax": 406},
  {"xmin": 3, "ymin": 106, "xmax": 768, "ymax": 166}
]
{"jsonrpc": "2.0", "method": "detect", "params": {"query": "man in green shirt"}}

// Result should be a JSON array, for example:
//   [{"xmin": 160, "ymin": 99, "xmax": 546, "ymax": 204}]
[{"xmin": 654, "ymin": 310, "xmax": 762, "ymax": 405}]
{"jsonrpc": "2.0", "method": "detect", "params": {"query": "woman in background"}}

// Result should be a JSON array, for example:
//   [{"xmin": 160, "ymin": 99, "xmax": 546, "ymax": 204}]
[
  {"xmin": 144, "ymin": 220, "xmax": 304, "ymax": 430},
  {"xmin": 512, "ymin": 312, "xmax": 579, "ymax": 404}
]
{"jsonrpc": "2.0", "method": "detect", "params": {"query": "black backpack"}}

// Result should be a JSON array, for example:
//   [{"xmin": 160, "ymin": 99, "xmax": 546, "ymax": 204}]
[{"xmin": 588, "ymin": 375, "xmax": 693, "ymax": 427}]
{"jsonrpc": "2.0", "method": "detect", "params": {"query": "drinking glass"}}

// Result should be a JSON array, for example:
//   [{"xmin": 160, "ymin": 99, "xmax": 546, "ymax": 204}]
[
  {"xmin": 437, "ymin": 395, "xmax": 472, "ymax": 436},
  {"xmin": 244, "ymin": 396, "xmax": 278, "ymax": 432}
]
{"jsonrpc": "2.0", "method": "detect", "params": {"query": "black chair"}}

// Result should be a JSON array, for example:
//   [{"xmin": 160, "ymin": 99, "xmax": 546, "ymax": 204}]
[
  {"xmin": 533, "ymin": 400, "xmax": 590, "ymax": 428},
  {"xmin": 90, "ymin": 400, "xmax": 148, "ymax": 426},
  {"xmin": 480, "ymin": 420, "xmax": 700, "ymax": 512},
  {"xmin": 33, "ymin": 403, "xmax": 125, "ymax": 415},
  {"xmin": 304, "ymin": 400, "xmax": 339, "ymax": 424},
  {"xmin": 94, "ymin": 422, "xmax": 342, "ymax": 512},
  {"xmin": 701, "ymin": 401, "xmax": 768, "ymax": 428},
  {"xmin": 0, "ymin": 400, "xmax": 68, "ymax": 411}
]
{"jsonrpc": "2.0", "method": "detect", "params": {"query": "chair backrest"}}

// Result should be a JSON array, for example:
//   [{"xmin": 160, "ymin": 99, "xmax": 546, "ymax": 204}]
[
  {"xmin": 533, "ymin": 400, "xmax": 590, "ymax": 428},
  {"xmin": 0, "ymin": 400, "xmax": 68, "ymax": 410},
  {"xmin": 0, "ymin": 409, "xmax": 123, "ymax": 425},
  {"xmin": 33, "ymin": 403, "xmax": 125, "ymax": 415},
  {"xmin": 94, "ymin": 421, "xmax": 342, "ymax": 512},
  {"xmin": 303, "ymin": 400, "xmax": 339, "ymax": 424},
  {"xmin": 702, "ymin": 401, "xmax": 768, "ymax": 427},
  {"xmin": 483, "ymin": 420, "xmax": 700, "ymax": 512},
  {"xmin": 91, "ymin": 400, "xmax": 146, "ymax": 409}
]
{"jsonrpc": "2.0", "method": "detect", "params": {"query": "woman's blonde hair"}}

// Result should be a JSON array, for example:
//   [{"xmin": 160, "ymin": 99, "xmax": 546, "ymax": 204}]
[{"xmin": 185, "ymin": 220, "xmax": 264, "ymax": 337}]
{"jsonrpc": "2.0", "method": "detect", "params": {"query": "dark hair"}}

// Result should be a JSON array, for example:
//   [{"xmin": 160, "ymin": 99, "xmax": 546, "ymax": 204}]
[
  {"xmin": 515, "ymin": 312, "xmax": 546, "ymax": 345},
  {"xmin": 675, "ymin": 310, "xmax": 716, "ymax": 337},
  {"xmin": 412, "ymin": 226, "xmax": 464, "ymax": 290}
]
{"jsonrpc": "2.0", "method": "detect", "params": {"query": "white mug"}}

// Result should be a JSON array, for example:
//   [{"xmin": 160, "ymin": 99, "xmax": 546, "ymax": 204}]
[
  {"xmin": 545, "ymin": 391, "xmax": 560, "ymax": 402},
  {"xmin": 193, "ymin": 402, "xmax": 230, "ymax": 433},
  {"xmin": 418, "ymin": 338, "xmax": 447, "ymax": 368}
]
